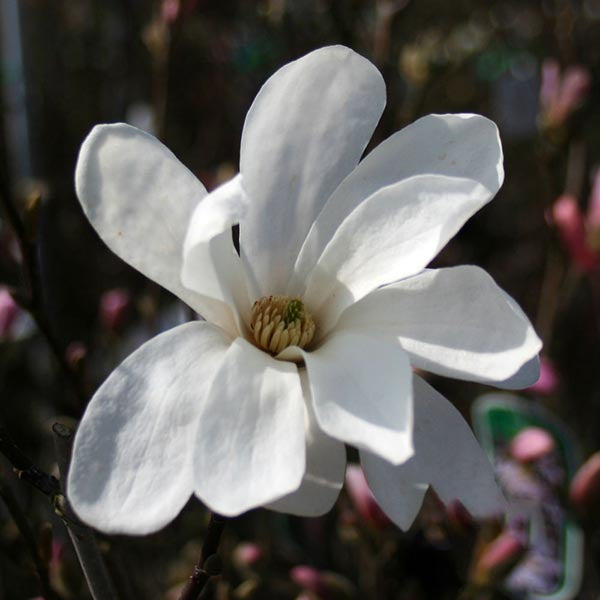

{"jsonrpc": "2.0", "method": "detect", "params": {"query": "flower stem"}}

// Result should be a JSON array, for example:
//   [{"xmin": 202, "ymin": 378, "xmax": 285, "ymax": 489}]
[{"xmin": 177, "ymin": 512, "xmax": 228, "ymax": 600}]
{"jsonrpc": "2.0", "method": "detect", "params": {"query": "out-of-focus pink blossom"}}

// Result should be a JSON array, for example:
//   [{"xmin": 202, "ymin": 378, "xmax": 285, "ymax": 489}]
[
  {"xmin": 510, "ymin": 427, "xmax": 556, "ymax": 464},
  {"xmin": 539, "ymin": 59, "xmax": 591, "ymax": 129},
  {"xmin": 0, "ymin": 288, "xmax": 19, "ymax": 337},
  {"xmin": 161, "ymin": 0, "xmax": 199, "ymax": 22},
  {"xmin": 475, "ymin": 531, "xmax": 527, "ymax": 581},
  {"xmin": 161, "ymin": 0, "xmax": 180, "ymax": 24},
  {"xmin": 587, "ymin": 168, "xmax": 600, "ymax": 250},
  {"xmin": 446, "ymin": 499, "xmax": 476, "ymax": 533},
  {"xmin": 290, "ymin": 566, "xmax": 356, "ymax": 599},
  {"xmin": 233, "ymin": 542, "xmax": 263, "ymax": 569},
  {"xmin": 569, "ymin": 451, "xmax": 600, "ymax": 513},
  {"xmin": 65, "ymin": 341, "xmax": 87, "ymax": 370},
  {"xmin": 539, "ymin": 60, "xmax": 561, "ymax": 110},
  {"xmin": 99, "ymin": 289, "xmax": 132, "ymax": 332},
  {"xmin": 290, "ymin": 566, "xmax": 323, "ymax": 594},
  {"xmin": 344, "ymin": 464, "xmax": 391, "ymax": 529},
  {"xmin": 551, "ymin": 194, "xmax": 598, "ymax": 271},
  {"xmin": 526, "ymin": 357, "xmax": 559, "ymax": 396}
]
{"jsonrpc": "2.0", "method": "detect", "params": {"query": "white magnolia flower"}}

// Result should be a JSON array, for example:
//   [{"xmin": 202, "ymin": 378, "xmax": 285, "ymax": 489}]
[{"xmin": 68, "ymin": 46, "xmax": 541, "ymax": 535}]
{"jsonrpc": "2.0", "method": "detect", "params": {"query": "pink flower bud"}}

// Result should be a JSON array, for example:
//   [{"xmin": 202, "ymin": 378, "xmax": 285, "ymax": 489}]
[
  {"xmin": 0, "ymin": 288, "xmax": 19, "ymax": 337},
  {"xmin": 233, "ymin": 542, "xmax": 263, "ymax": 568},
  {"xmin": 554, "ymin": 66, "xmax": 591, "ymax": 123},
  {"xmin": 65, "ymin": 341, "xmax": 87, "ymax": 370},
  {"xmin": 475, "ymin": 531, "xmax": 527, "ymax": 581},
  {"xmin": 446, "ymin": 499, "xmax": 476, "ymax": 533},
  {"xmin": 569, "ymin": 451, "xmax": 600, "ymax": 512},
  {"xmin": 587, "ymin": 168, "xmax": 600, "ymax": 249},
  {"xmin": 344, "ymin": 464, "xmax": 391, "ymax": 529},
  {"xmin": 290, "ymin": 566, "xmax": 323, "ymax": 594},
  {"xmin": 526, "ymin": 357, "xmax": 559, "ymax": 395},
  {"xmin": 539, "ymin": 59, "xmax": 561, "ymax": 111},
  {"xmin": 551, "ymin": 194, "xmax": 597, "ymax": 271},
  {"xmin": 99, "ymin": 289, "xmax": 132, "ymax": 332},
  {"xmin": 539, "ymin": 59, "xmax": 591, "ymax": 128},
  {"xmin": 510, "ymin": 427, "xmax": 556, "ymax": 463},
  {"xmin": 161, "ymin": 0, "xmax": 180, "ymax": 24}
]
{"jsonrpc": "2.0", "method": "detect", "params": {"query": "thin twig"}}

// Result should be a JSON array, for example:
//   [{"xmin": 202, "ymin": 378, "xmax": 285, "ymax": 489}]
[
  {"xmin": 0, "ymin": 476, "xmax": 60, "ymax": 600},
  {"xmin": 0, "ymin": 426, "xmax": 60, "ymax": 497},
  {"xmin": 52, "ymin": 422, "xmax": 119, "ymax": 600},
  {"xmin": 0, "ymin": 423, "xmax": 118, "ymax": 599},
  {"xmin": 0, "ymin": 160, "xmax": 86, "ymax": 405},
  {"xmin": 177, "ymin": 513, "xmax": 228, "ymax": 600}
]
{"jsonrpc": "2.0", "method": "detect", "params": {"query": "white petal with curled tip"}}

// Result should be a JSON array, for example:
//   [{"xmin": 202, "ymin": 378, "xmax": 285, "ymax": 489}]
[
  {"xmin": 75, "ymin": 123, "xmax": 236, "ymax": 334},
  {"xmin": 182, "ymin": 175, "xmax": 251, "ymax": 331},
  {"xmin": 286, "ymin": 331, "xmax": 413, "ymax": 465},
  {"xmin": 335, "ymin": 266, "xmax": 542, "ymax": 386},
  {"xmin": 361, "ymin": 375, "xmax": 505, "ymax": 530},
  {"xmin": 240, "ymin": 45, "xmax": 386, "ymax": 298},
  {"xmin": 304, "ymin": 174, "xmax": 494, "ymax": 336},
  {"xmin": 291, "ymin": 114, "xmax": 503, "ymax": 292},
  {"xmin": 67, "ymin": 322, "xmax": 231, "ymax": 535},
  {"xmin": 194, "ymin": 338, "xmax": 306, "ymax": 516},
  {"xmin": 360, "ymin": 458, "xmax": 428, "ymax": 531},
  {"xmin": 268, "ymin": 370, "xmax": 346, "ymax": 516}
]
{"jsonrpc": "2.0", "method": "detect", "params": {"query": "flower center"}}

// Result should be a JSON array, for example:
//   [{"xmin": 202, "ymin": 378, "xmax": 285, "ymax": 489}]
[{"xmin": 250, "ymin": 295, "xmax": 315, "ymax": 354}]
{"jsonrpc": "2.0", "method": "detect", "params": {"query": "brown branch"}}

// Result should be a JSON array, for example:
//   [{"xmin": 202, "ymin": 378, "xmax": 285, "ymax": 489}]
[
  {"xmin": 177, "ymin": 513, "xmax": 228, "ymax": 600},
  {"xmin": 52, "ymin": 423, "xmax": 119, "ymax": 600},
  {"xmin": 0, "ymin": 161, "xmax": 86, "ymax": 406},
  {"xmin": 0, "ymin": 425, "xmax": 60, "ymax": 497},
  {"xmin": 0, "ymin": 476, "xmax": 61, "ymax": 600}
]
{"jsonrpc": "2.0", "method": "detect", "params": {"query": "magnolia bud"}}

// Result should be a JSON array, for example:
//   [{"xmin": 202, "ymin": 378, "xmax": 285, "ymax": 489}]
[
  {"xmin": 551, "ymin": 195, "xmax": 597, "ymax": 271},
  {"xmin": 474, "ymin": 531, "xmax": 527, "ymax": 584},
  {"xmin": 510, "ymin": 427, "xmax": 556, "ymax": 463},
  {"xmin": 526, "ymin": 357, "xmax": 559, "ymax": 396},
  {"xmin": 65, "ymin": 341, "xmax": 87, "ymax": 371},
  {"xmin": 233, "ymin": 542, "xmax": 263, "ymax": 569},
  {"xmin": 344, "ymin": 465, "xmax": 390, "ymax": 529},
  {"xmin": 99, "ymin": 289, "xmax": 132, "ymax": 332},
  {"xmin": 569, "ymin": 451, "xmax": 600, "ymax": 513},
  {"xmin": 290, "ymin": 566, "xmax": 322, "ymax": 593},
  {"xmin": 0, "ymin": 288, "xmax": 20, "ymax": 337}
]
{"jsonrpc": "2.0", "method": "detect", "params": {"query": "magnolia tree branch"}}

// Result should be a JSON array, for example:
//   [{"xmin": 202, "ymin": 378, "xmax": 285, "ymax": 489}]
[
  {"xmin": 0, "ymin": 163, "xmax": 86, "ymax": 405},
  {"xmin": 0, "ymin": 426, "xmax": 60, "ymax": 496},
  {"xmin": 0, "ymin": 423, "xmax": 118, "ymax": 599},
  {"xmin": 177, "ymin": 513, "xmax": 228, "ymax": 600},
  {"xmin": 52, "ymin": 423, "xmax": 119, "ymax": 600},
  {"xmin": 0, "ymin": 475, "xmax": 61, "ymax": 600}
]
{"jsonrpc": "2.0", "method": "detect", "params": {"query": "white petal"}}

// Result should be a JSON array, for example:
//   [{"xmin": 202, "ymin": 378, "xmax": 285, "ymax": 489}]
[
  {"xmin": 361, "ymin": 375, "xmax": 505, "ymax": 530},
  {"xmin": 194, "ymin": 338, "xmax": 305, "ymax": 516},
  {"xmin": 360, "ymin": 459, "xmax": 428, "ymax": 531},
  {"xmin": 291, "ymin": 114, "xmax": 504, "ymax": 293},
  {"xmin": 292, "ymin": 331, "xmax": 413, "ymax": 465},
  {"xmin": 304, "ymin": 174, "xmax": 495, "ymax": 334},
  {"xmin": 75, "ymin": 123, "xmax": 234, "ymax": 332},
  {"xmin": 496, "ymin": 356, "xmax": 541, "ymax": 389},
  {"xmin": 182, "ymin": 175, "xmax": 252, "ymax": 331},
  {"xmin": 67, "ymin": 322, "xmax": 231, "ymax": 535},
  {"xmin": 268, "ymin": 370, "xmax": 346, "ymax": 516},
  {"xmin": 335, "ymin": 266, "xmax": 542, "ymax": 385},
  {"xmin": 240, "ymin": 45, "xmax": 385, "ymax": 297}
]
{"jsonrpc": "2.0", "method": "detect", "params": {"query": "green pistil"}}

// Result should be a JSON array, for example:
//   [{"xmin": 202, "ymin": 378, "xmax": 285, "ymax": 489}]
[{"xmin": 283, "ymin": 298, "xmax": 303, "ymax": 325}]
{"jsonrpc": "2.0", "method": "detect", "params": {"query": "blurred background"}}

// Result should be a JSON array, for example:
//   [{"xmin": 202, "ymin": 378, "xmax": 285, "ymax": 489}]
[{"xmin": 1, "ymin": 0, "xmax": 600, "ymax": 598}]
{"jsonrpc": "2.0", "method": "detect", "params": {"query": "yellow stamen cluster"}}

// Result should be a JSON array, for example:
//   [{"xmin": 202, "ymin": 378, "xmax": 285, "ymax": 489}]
[{"xmin": 250, "ymin": 295, "xmax": 315, "ymax": 354}]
